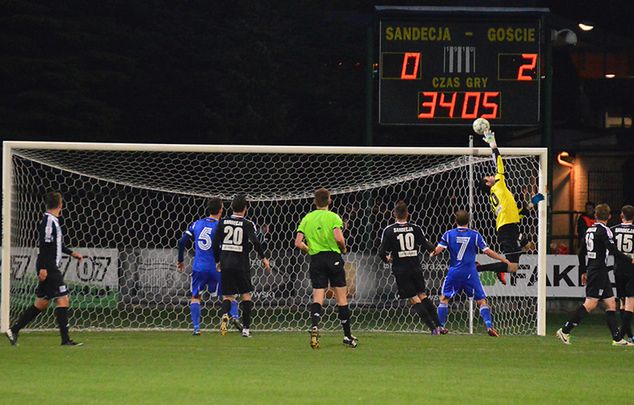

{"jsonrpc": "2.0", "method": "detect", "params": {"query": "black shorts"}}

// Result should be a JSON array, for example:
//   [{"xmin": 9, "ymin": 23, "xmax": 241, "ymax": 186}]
[
  {"xmin": 585, "ymin": 268, "xmax": 614, "ymax": 299},
  {"xmin": 393, "ymin": 267, "xmax": 426, "ymax": 299},
  {"xmin": 498, "ymin": 223, "xmax": 522, "ymax": 263},
  {"xmin": 615, "ymin": 273, "xmax": 634, "ymax": 298},
  {"xmin": 221, "ymin": 267, "xmax": 253, "ymax": 295},
  {"xmin": 35, "ymin": 269, "xmax": 69, "ymax": 300},
  {"xmin": 308, "ymin": 252, "xmax": 346, "ymax": 289}
]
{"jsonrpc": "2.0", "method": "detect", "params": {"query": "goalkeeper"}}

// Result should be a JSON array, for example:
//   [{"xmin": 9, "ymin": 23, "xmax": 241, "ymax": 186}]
[{"xmin": 477, "ymin": 130, "xmax": 544, "ymax": 285}]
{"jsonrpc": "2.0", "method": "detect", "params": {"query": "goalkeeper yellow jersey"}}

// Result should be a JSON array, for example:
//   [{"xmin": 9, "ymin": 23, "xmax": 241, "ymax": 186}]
[{"xmin": 489, "ymin": 152, "xmax": 521, "ymax": 230}]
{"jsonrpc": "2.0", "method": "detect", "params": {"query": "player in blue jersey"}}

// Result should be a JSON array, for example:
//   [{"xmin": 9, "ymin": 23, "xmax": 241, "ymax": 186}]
[
  {"xmin": 430, "ymin": 210, "xmax": 511, "ymax": 337},
  {"xmin": 177, "ymin": 197, "xmax": 240, "ymax": 335}
]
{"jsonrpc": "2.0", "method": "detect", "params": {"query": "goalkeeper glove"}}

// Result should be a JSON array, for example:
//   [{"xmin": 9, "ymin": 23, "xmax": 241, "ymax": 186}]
[
  {"xmin": 482, "ymin": 131, "xmax": 496, "ymax": 146},
  {"xmin": 531, "ymin": 193, "xmax": 545, "ymax": 206},
  {"xmin": 527, "ymin": 193, "xmax": 545, "ymax": 209}
]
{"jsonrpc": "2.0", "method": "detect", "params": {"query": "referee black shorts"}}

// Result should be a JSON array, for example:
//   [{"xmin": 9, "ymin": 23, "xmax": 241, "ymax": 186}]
[
  {"xmin": 308, "ymin": 252, "xmax": 346, "ymax": 289},
  {"xmin": 35, "ymin": 267, "xmax": 69, "ymax": 300},
  {"xmin": 498, "ymin": 223, "xmax": 522, "ymax": 263}
]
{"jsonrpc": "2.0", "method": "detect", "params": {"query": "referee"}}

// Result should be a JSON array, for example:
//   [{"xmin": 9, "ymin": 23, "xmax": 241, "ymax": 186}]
[
  {"xmin": 294, "ymin": 188, "xmax": 357, "ymax": 349},
  {"xmin": 5, "ymin": 191, "xmax": 84, "ymax": 346}
]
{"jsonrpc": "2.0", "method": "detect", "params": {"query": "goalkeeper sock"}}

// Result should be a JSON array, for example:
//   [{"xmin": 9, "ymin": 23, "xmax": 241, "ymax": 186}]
[
  {"xmin": 412, "ymin": 303, "xmax": 436, "ymax": 331},
  {"xmin": 240, "ymin": 301, "xmax": 253, "ymax": 329},
  {"xmin": 479, "ymin": 305, "xmax": 493, "ymax": 329},
  {"xmin": 438, "ymin": 303, "xmax": 448, "ymax": 327},
  {"xmin": 562, "ymin": 305, "xmax": 588, "ymax": 333},
  {"xmin": 421, "ymin": 297, "xmax": 441, "ymax": 327},
  {"xmin": 190, "ymin": 302, "xmax": 201, "ymax": 330},
  {"xmin": 310, "ymin": 302, "xmax": 322, "ymax": 328},
  {"xmin": 221, "ymin": 299, "xmax": 232, "ymax": 317},
  {"xmin": 55, "ymin": 307, "xmax": 70, "ymax": 344},
  {"xmin": 11, "ymin": 305, "xmax": 41, "ymax": 333},
  {"xmin": 230, "ymin": 300, "xmax": 239, "ymax": 319},
  {"xmin": 606, "ymin": 310, "xmax": 620, "ymax": 340},
  {"xmin": 338, "ymin": 305, "xmax": 352, "ymax": 339}
]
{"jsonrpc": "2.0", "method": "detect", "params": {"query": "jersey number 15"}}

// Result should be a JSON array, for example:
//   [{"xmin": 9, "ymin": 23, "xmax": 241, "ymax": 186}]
[{"xmin": 615, "ymin": 233, "xmax": 633, "ymax": 254}]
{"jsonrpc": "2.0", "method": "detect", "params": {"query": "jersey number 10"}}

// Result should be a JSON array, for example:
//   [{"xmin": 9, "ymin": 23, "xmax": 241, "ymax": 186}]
[{"xmin": 396, "ymin": 232, "xmax": 415, "ymax": 251}]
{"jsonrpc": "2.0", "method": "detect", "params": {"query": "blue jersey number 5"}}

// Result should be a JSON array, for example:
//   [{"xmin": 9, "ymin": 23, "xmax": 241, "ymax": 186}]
[{"xmin": 198, "ymin": 227, "xmax": 213, "ymax": 250}]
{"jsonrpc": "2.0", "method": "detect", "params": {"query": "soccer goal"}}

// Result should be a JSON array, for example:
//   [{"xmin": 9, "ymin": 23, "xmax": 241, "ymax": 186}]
[{"xmin": 1, "ymin": 142, "xmax": 547, "ymax": 335}]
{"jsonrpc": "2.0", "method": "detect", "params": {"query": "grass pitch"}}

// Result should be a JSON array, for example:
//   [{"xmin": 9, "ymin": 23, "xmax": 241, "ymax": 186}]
[{"xmin": 1, "ymin": 315, "xmax": 632, "ymax": 404}]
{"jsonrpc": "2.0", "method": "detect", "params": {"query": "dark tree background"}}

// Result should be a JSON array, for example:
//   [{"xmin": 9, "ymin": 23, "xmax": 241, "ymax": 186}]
[
  {"xmin": 1, "ymin": 0, "xmax": 633, "ymax": 146},
  {"xmin": 0, "ymin": 0, "xmax": 367, "ymax": 145}
]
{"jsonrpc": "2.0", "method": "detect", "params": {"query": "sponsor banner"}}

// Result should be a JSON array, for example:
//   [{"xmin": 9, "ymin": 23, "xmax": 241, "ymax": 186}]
[
  {"xmin": 136, "ymin": 249, "xmax": 189, "ymax": 299},
  {"xmin": 5, "ymin": 247, "xmax": 119, "ymax": 288},
  {"xmin": 475, "ymin": 254, "xmax": 613, "ymax": 298}
]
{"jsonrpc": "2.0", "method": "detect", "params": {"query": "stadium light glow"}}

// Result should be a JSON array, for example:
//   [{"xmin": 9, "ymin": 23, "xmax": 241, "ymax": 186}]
[
  {"xmin": 557, "ymin": 151, "xmax": 574, "ymax": 168},
  {"xmin": 578, "ymin": 22, "xmax": 594, "ymax": 31}
]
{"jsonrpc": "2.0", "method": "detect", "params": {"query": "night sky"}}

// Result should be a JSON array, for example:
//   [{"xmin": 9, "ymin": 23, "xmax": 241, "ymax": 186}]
[{"xmin": 1, "ymin": 0, "xmax": 633, "ymax": 147}]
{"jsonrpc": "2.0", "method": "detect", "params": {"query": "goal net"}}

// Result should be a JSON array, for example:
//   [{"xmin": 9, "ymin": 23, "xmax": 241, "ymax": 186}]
[{"xmin": 1, "ymin": 143, "xmax": 546, "ymax": 335}]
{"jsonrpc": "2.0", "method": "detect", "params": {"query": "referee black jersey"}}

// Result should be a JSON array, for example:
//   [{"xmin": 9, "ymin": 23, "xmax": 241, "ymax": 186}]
[
  {"xmin": 578, "ymin": 222, "xmax": 631, "ymax": 273},
  {"xmin": 213, "ymin": 214, "xmax": 266, "ymax": 272},
  {"xmin": 36, "ymin": 212, "xmax": 73, "ymax": 272},
  {"xmin": 378, "ymin": 222, "xmax": 434, "ymax": 270},
  {"xmin": 611, "ymin": 223, "xmax": 634, "ymax": 276}
]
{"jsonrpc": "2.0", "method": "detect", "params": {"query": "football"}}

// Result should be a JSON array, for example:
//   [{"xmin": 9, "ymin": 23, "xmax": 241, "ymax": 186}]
[{"xmin": 472, "ymin": 117, "xmax": 491, "ymax": 135}]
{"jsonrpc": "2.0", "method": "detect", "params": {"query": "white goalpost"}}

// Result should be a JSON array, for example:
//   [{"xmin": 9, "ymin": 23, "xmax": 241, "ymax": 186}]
[{"xmin": 1, "ymin": 141, "xmax": 547, "ymax": 335}]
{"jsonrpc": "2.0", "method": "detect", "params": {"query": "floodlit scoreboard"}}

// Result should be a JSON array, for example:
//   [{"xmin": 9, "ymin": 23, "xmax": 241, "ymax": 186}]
[{"xmin": 377, "ymin": 7, "xmax": 547, "ymax": 126}]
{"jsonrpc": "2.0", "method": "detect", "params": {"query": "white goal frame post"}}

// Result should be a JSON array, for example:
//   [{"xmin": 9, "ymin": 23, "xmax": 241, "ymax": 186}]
[{"xmin": 1, "ymin": 141, "xmax": 548, "ymax": 335}]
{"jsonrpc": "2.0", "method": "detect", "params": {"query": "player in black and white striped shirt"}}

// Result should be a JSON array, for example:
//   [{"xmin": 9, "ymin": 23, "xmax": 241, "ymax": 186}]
[{"xmin": 5, "ymin": 191, "xmax": 84, "ymax": 346}]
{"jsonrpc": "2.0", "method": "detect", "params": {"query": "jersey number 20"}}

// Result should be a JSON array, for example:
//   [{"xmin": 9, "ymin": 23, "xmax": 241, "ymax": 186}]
[{"xmin": 223, "ymin": 226, "xmax": 244, "ymax": 246}]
